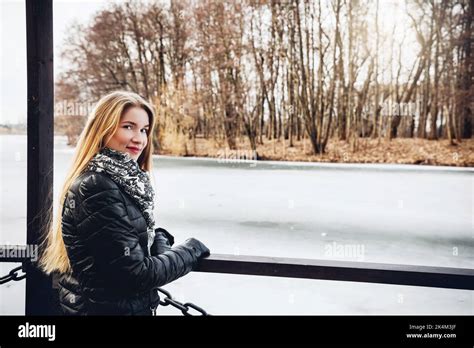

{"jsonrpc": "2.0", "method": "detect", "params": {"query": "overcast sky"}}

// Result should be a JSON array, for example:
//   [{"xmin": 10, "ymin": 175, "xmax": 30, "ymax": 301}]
[{"xmin": 0, "ymin": 0, "xmax": 110, "ymax": 124}]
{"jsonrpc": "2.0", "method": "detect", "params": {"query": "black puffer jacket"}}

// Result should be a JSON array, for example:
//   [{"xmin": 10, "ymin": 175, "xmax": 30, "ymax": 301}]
[{"xmin": 58, "ymin": 170, "xmax": 210, "ymax": 315}]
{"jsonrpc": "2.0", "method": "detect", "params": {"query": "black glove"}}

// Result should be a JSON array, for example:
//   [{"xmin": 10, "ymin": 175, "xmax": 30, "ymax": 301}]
[
  {"xmin": 183, "ymin": 238, "xmax": 210, "ymax": 259},
  {"xmin": 155, "ymin": 227, "xmax": 174, "ymax": 246}
]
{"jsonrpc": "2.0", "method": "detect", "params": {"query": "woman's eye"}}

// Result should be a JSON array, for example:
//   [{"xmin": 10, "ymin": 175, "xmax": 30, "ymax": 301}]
[
  {"xmin": 141, "ymin": 129, "xmax": 148, "ymax": 134},
  {"xmin": 124, "ymin": 125, "xmax": 133, "ymax": 130}
]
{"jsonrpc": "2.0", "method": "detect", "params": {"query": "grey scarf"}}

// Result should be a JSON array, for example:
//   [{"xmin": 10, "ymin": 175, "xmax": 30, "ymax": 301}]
[{"xmin": 86, "ymin": 147, "xmax": 155, "ymax": 254}]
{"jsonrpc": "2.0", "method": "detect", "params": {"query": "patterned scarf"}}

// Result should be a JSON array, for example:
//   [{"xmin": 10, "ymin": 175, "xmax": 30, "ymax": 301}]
[{"xmin": 86, "ymin": 147, "xmax": 155, "ymax": 255}]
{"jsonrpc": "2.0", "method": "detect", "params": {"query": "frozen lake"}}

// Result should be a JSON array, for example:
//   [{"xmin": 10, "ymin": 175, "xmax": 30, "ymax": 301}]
[{"xmin": 0, "ymin": 134, "xmax": 472, "ymax": 314}]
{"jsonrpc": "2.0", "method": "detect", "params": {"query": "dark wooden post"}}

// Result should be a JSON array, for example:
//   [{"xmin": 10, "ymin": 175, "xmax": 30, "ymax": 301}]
[{"xmin": 25, "ymin": 0, "xmax": 56, "ymax": 315}]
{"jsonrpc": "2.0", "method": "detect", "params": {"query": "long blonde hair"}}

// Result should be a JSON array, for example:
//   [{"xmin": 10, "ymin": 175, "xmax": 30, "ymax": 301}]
[{"xmin": 39, "ymin": 91, "xmax": 156, "ymax": 275}]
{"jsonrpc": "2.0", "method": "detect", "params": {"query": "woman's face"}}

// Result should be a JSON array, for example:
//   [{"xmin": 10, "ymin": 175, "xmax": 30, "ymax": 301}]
[{"xmin": 105, "ymin": 106, "xmax": 150, "ymax": 161}]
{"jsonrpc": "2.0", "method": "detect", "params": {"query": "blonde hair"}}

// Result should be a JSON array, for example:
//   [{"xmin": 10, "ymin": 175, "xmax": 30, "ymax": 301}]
[{"xmin": 39, "ymin": 91, "xmax": 156, "ymax": 275}]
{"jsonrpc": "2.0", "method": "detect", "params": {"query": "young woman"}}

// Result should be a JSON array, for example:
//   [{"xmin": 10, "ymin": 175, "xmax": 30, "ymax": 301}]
[{"xmin": 39, "ymin": 91, "xmax": 210, "ymax": 315}]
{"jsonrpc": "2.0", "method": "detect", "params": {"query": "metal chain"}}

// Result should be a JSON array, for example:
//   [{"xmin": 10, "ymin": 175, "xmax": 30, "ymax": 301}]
[
  {"xmin": 157, "ymin": 287, "xmax": 210, "ymax": 316},
  {"xmin": 0, "ymin": 264, "xmax": 27, "ymax": 285}
]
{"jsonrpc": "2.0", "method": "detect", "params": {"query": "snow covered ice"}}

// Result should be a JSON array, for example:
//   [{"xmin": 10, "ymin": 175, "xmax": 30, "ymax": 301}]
[{"xmin": 1, "ymin": 135, "xmax": 472, "ymax": 314}]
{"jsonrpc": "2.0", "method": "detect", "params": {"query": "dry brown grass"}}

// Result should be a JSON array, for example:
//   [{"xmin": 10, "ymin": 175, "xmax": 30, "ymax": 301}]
[{"xmin": 157, "ymin": 135, "xmax": 474, "ymax": 167}]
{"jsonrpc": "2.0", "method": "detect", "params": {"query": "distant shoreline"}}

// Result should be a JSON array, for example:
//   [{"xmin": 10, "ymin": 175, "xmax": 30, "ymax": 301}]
[
  {"xmin": 158, "ymin": 137, "xmax": 474, "ymax": 168},
  {"xmin": 2, "ymin": 132, "xmax": 473, "ymax": 167},
  {"xmin": 0, "ymin": 128, "xmax": 26, "ymax": 135}
]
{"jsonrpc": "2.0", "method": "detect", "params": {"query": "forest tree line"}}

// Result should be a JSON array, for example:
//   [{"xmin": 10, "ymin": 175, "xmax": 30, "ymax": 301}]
[{"xmin": 56, "ymin": 0, "xmax": 473, "ymax": 155}]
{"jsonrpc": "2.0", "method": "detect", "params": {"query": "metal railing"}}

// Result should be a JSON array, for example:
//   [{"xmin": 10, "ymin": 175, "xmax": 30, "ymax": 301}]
[
  {"xmin": 2, "ymin": 246, "xmax": 473, "ymax": 291},
  {"xmin": 197, "ymin": 254, "xmax": 474, "ymax": 290}
]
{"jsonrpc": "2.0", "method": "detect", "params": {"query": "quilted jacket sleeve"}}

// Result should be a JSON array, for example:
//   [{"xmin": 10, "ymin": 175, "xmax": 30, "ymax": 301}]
[{"xmin": 72, "ymin": 172, "xmax": 208, "ymax": 294}]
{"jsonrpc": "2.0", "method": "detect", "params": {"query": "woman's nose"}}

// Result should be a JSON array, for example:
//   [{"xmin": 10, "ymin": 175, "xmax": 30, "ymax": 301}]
[{"xmin": 131, "ymin": 132, "xmax": 144, "ymax": 143}]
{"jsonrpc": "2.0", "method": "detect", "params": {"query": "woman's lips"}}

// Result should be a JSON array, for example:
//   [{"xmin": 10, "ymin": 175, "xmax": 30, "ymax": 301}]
[{"xmin": 126, "ymin": 147, "xmax": 141, "ymax": 154}]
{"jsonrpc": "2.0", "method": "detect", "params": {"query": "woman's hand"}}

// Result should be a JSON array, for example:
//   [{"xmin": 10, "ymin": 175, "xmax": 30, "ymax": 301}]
[
  {"xmin": 184, "ymin": 238, "xmax": 210, "ymax": 259},
  {"xmin": 150, "ymin": 227, "xmax": 174, "ymax": 255},
  {"xmin": 155, "ymin": 227, "xmax": 174, "ymax": 246}
]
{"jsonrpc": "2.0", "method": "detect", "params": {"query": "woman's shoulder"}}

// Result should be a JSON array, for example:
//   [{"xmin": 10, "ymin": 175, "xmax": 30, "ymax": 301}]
[{"xmin": 68, "ymin": 170, "xmax": 120, "ymax": 199}]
